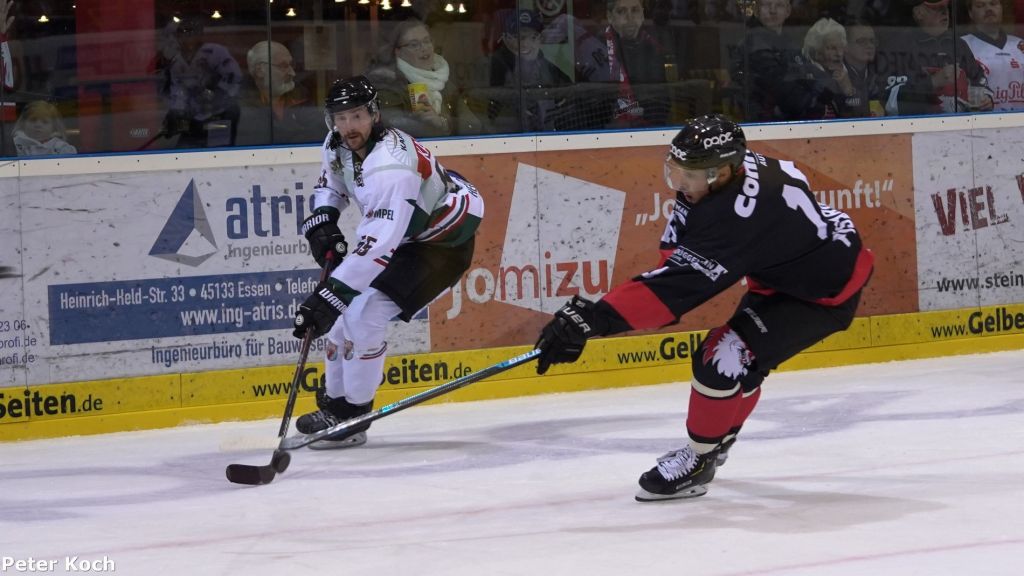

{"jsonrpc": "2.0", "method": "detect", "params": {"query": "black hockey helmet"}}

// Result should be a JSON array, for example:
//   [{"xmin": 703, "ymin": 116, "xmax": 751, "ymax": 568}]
[
  {"xmin": 324, "ymin": 75, "xmax": 384, "ymax": 149},
  {"xmin": 324, "ymin": 75, "xmax": 379, "ymax": 119},
  {"xmin": 667, "ymin": 113, "xmax": 746, "ymax": 171}
]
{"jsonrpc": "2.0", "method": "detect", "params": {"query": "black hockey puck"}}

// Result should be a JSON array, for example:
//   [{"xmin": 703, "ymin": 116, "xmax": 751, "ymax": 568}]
[{"xmin": 270, "ymin": 450, "xmax": 291, "ymax": 473}]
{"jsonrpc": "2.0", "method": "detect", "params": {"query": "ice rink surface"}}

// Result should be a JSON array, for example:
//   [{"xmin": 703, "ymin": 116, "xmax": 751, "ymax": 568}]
[{"xmin": 2, "ymin": 350, "xmax": 1023, "ymax": 576}]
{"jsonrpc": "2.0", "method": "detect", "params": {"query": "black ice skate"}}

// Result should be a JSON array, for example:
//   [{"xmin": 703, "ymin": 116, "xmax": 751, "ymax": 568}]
[
  {"xmin": 635, "ymin": 445, "xmax": 718, "ymax": 502},
  {"xmin": 295, "ymin": 389, "xmax": 372, "ymax": 450}
]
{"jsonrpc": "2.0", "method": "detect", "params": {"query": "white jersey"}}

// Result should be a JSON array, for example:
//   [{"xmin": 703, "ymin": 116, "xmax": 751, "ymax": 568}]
[
  {"xmin": 962, "ymin": 32, "xmax": 1024, "ymax": 111},
  {"xmin": 313, "ymin": 128, "xmax": 484, "ymax": 299}
]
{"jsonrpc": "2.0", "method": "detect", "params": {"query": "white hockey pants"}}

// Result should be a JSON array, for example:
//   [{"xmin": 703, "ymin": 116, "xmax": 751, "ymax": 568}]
[{"xmin": 323, "ymin": 287, "xmax": 401, "ymax": 405}]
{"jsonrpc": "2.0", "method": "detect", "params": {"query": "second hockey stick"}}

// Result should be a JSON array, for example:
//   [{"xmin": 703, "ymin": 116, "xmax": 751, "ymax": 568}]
[
  {"xmin": 279, "ymin": 348, "xmax": 541, "ymax": 451},
  {"xmin": 225, "ymin": 259, "xmax": 335, "ymax": 486}
]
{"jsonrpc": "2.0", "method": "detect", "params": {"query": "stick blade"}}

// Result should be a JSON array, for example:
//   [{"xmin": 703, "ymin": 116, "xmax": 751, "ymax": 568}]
[{"xmin": 225, "ymin": 463, "xmax": 276, "ymax": 485}]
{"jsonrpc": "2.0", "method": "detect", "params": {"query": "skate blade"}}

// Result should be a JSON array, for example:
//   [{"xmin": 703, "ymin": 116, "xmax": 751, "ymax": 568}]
[
  {"xmin": 634, "ymin": 485, "xmax": 708, "ymax": 502},
  {"xmin": 307, "ymin": 432, "xmax": 367, "ymax": 450}
]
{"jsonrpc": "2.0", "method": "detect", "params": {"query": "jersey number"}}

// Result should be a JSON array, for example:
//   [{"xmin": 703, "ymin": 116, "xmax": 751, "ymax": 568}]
[
  {"xmin": 781, "ymin": 185, "xmax": 827, "ymax": 240},
  {"xmin": 354, "ymin": 235, "xmax": 377, "ymax": 257}
]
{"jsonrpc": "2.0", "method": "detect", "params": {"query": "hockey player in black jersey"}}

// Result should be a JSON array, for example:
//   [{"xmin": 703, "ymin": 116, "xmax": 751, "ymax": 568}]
[{"xmin": 534, "ymin": 113, "xmax": 874, "ymax": 501}]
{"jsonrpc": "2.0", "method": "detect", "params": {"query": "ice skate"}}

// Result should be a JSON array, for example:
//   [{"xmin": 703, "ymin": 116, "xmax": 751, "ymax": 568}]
[
  {"xmin": 295, "ymin": 389, "xmax": 372, "ymax": 450},
  {"xmin": 635, "ymin": 445, "xmax": 718, "ymax": 502},
  {"xmin": 307, "ymin": 431, "xmax": 367, "ymax": 450}
]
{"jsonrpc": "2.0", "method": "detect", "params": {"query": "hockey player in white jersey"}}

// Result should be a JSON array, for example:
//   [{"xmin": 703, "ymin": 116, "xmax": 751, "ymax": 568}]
[
  {"xmin": 962, "ymin": 0, "xmax": 1024, "ymax": 111},
  {"xmin": 292, "ymin": 76, "xmax": 484, "ymax": 449}
]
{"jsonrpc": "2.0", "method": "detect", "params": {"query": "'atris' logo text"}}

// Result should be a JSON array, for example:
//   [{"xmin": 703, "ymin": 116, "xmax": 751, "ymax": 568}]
[{"xmin": 225, "ymin": 183, "xmax": 317, "ymax": 238}]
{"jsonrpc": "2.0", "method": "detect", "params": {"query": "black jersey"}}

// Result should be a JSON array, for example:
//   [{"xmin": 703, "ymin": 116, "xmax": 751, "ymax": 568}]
[{"xmin": 598, "ymin": 151, "xmax": 874, "ymax": 334}]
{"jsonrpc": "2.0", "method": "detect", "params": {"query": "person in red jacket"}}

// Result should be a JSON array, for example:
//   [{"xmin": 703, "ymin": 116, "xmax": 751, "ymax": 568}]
[{"xmin": 534, "ymin": 113, "xmax": 873, "ymax": 502}]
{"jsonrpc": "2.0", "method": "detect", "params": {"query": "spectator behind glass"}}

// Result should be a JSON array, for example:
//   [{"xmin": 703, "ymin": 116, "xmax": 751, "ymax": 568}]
[
  {"xmin": 961, "ymin": 0, "xmax": 1024, "ymax": 111},
  {"xmin": 881, "ymin": 0, "xmax": 992, "ymax": 115},
  {"xmin": 802, "ymin": 18, "xmax": 861, "ymax": 118},
  {"xmin": 488, "ymin": 9, "xmax": 573, "ymax": 133},
  {"xmin": 156, "ymin": 15, "xmax": 242, "ymax": 148},
  {"xmin": 13, "ymin": 101, "xmax": 76, "ymax": 156},
  {"xmin": 573, "ymin": 0, "xmax": 669, "ymax": 129},
  {"xmin": 730, "ymin": 0, "xmax": 819, "ymax": 121},
  {"xmin": 845, "ymin": 20, "xmax": 885, "ymax": 116},
  {"xmin": 236, "ymin": 41, "xmax": 324, "ymax": 145},
  {"xmin": 365, "ymin": 19, "xmax": 456, "ymax": 137}
]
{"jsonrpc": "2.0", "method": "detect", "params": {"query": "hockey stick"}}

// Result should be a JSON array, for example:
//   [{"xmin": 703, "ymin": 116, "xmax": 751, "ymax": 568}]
[
  {"xmin": 135, "ymin": 129, "xmax": 169, "ymax": 152},
  {"xmin": 225, "ymin": 260, "xmax": 335, "ymax": 486},
  {"xmin": 279, "ymin": 348, "xmax": 541, "ymax": 451}
]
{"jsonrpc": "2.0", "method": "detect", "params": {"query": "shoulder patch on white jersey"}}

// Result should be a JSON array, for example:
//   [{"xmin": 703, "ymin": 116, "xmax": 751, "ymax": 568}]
[{"xmin": 379, "ymin": 129, "xmax": 416, "ymax": 168}]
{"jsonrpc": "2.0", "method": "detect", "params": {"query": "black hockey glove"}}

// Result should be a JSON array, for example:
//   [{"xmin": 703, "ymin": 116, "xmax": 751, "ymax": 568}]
[
  {"xmin": 292, "ymin": 279, "xmax": 351, "ymax": 339},
  {"xmin": 535, "ymin": 296, "xmax": 607, "ymax": 375},
  {"xmin": 301, "ymin": 206, "xmax": 348, "ymax": 268}
]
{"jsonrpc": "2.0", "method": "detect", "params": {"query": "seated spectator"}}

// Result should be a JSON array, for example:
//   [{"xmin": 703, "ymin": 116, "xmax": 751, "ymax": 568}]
[
  {"xmin": 730, "ymin": 0, "xmax": 820, "ymax": 121},
  {"xmin": 573, "ymin": 0, "xmax": 669, "ymax": 129},
  {"xmin": 844, "ymin": 20, "xmax": 885, "ymax": 116},
  {"xmin": 156, "ymin": 15, "xmax": 242, "ymax": 148},
  {"xmin": 961, "ymin": 0, "xmax": 1024, "ymax": 111},
  {"xmin": 365, "ymin": 19, "xmax": 458, "ymax": 137},
  {"xmin": 487, "ymin": 9, "xmax": 573, "ymax": 133},
  {"xmin": 13, "ymin": 101, "xmax": 77, "ymax": 156},
  {"xmin": 802, "ymin": 18, "xmax": 861, "ymax": 118},
  {"xmin": 236, "ymin": 41, "xmax": 324, "ymax": 145},
  {"xmin": 881, "ymin": 0, "xmax": 992, "ymax": 115}
]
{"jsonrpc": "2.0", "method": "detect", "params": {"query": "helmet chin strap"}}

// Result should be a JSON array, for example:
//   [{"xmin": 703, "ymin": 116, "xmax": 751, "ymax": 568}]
[{"xmin": 705, "ymin": 167, "xmax": 718, "ymax": 187}]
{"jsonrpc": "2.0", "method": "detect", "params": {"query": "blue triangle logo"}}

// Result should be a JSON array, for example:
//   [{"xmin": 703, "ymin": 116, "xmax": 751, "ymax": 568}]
[{"xmin": 149, "ymin": 179, "xmax": 218, "ymax": 266}]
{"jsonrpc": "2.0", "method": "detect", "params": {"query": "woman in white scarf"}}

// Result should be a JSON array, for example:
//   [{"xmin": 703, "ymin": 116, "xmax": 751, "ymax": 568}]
[{"xmin": 366, "ymin": 19, "xmax": 455, "ymax": 137}]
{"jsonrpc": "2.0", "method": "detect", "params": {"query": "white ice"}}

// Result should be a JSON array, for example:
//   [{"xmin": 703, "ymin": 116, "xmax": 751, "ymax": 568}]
[{"xmin": 2, "ymin": 350, "xmax": 1023, "ymax": 576}]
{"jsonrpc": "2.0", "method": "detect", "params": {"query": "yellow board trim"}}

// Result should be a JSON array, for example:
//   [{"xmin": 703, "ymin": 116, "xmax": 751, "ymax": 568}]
[{"xmin": 3, "ymin": 303, "xmax": 1023, "ymax": 442}]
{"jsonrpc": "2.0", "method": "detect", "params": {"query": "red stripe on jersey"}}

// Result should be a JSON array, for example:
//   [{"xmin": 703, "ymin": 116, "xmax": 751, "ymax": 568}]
[
  {"xmin": 745, "ymin": 276, "xmax": 777, "ymax": 296},
  {"xmin": 427, "ymin": 197, "xmax": 458, "ymax": 228},
  {"xmin": 602, "ymin": 281, "xmax": 676, "ymax": 331},
  {"xmin": 430, "ymin": 201, "xmax": 471, "ymax": 242},
  {"xmin": 814, "ymin": 247, "xmax": 874, "ymax": 306},
  {"xmin": 687, "ymin": 387, "xmax": 741, "ymax": 441},
  {"xmin": 415, "ymin": 146, "xmax": 432, "ymax": 180}
]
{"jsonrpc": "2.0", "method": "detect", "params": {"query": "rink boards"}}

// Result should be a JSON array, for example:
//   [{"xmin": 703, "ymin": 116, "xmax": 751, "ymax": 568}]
[
  {"xmin": 2, "ymin": 114, "xmax": 1024, "ymax": 440},
  {"xmin": 1, "ymin": 302, "xmax": 1022, "ymax": 441}
]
